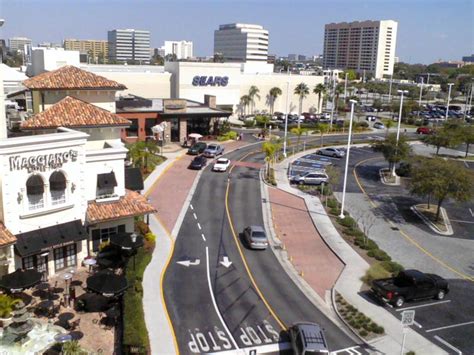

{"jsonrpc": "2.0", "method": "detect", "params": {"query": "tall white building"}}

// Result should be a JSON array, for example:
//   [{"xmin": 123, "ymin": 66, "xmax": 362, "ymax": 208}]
[
  {"xmin": 108, "ymin": 29, "xmax": 151, "ymax": 63},
  {"xmin": 323, "ymin": 20, "xmax": 398, "ymax": 79},
  {"xmin": 8, "ymin": 37, "xmax": 32, "ymax": 52},
  {"xmin": 162, "ymin": 40, "xmax": 193, "ymax": 60},
  {"xmin": 214, "ymin": 23, "xmax": 269, "ymax": 62}
]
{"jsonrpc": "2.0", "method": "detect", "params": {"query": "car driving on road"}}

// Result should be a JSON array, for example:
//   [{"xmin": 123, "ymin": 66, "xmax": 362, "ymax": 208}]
[
  {"xmin": 212, "ymin": 158, "xmax": 231, "ymax": 172},
  {"xmin": 290, "ymin": 170, "xmax": 328, "ymax": 185},
  {"xmin": 243, "ymin": 225, "xmax": 268, "ymax": 250},
  {"xmin": 373, "ymin": 121, "xmax": 385, "ymax": 129},
  {"xmin": 203, "ymin": 144, "xmax": 224, "ymax": 158},
  {"xmin": 316, "ymin": 147, "xmax": 345, "ymax": 158},
  {"xmin": 371, "ymin": 269, "xmax": 449, "ymax": 308},
  {"xmin": 187, "ymin": 142, "xmax": 207, "ymax": 155},
  {"xmin": 289, "ymin": 322, "xmax": 329, "ymax": 355},
  {"xmin": 188, "ymin": 155, "xmax": 207, "ymax": 170}
]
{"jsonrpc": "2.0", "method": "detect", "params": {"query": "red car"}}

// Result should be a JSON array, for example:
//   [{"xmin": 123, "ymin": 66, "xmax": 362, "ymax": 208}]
[{"xmin": 416, "ymin": 127, "xmax": 433, "ymax": 135}]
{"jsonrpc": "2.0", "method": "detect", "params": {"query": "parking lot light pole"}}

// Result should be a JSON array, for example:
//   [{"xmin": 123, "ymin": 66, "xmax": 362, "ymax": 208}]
[
  {"xmin": 344, "ymin": 72, "xmax": 348, "ymax": 101},
  {"xmin": 330, "ymin": 75, "xmax": 336, "ymax": 130},
  {"xmin": 388, "ymin": 74, "xmax": 393, "ymax": 103},
  {"xmin": 445, "ymin": 83, "xmax": 454, "ymax": 120},
  {"xmin": 394, "ymin": 90, "xmax": 408, "ymax": 176},
  {"xmin": 339, "ymin": 99, "xmax": 357, "ymax": 219},
  {"xmin": 417, "ymin": 77, "xmax": 424, "ymax": 119},
  {"xmin": 283, "ymin": 81, "xmax": 290, "ymax": 157}
]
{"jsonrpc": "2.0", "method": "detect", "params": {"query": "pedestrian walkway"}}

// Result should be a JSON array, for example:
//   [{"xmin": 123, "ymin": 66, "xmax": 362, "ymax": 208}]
[{"xmin": 270, "ymin": 149, "xmax": 447, "ymax": 355}]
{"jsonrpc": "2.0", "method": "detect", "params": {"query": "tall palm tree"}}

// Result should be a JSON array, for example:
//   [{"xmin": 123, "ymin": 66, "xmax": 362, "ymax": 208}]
[
  {"xmin": 269, "ymin": 87, "xmax": 282, "ymax": 115},
  {"xmin": 262, "ymin": 138, "xmax": 282, "ymax": 180},
  {"xmin": 313, "ymin": 84, "xmax": 326, "ymax": 113},
  {"xmin": 240, "ymin": 95, "xmax": 251, "ymax": 116},
  {"xmin": 248, "ymin": 86, "xmax": 260, "ymax": 114},
  {"xmin": 290, "ymin": 127, "xmax": 309, "ymax": 152},
  {"xmin": 294, "ymin": 83, "xmax": 310, "ymax": 128}
]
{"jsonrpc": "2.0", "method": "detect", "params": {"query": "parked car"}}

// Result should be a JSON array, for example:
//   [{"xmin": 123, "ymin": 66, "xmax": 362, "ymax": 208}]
[
  {"xmin": 203, "ymin": 144, "xmax": 224, "ymax": 158},
  {"xmin": 212, "ymin": 158, "xmax": 231, "ymax": 172},
  {"xmin": 371, "ymin": 270, "xmax": 449, "ymax": 308},
  {"xmin": 290, "ymin": 170, "xmax": 328, "ymax": 185},
  {"xmin": 242, "ymin": 225, "xmax": 268, "ymax": 250},
  {"xmin": 316, "ymin": 147, "xmax": 345, "ymax": 158},
  {"xmin": 188, "ymin": 155, "xmax": 207, "ymax": 170},
  {"xmin": 187, "ymin": 142, "xmax": 207, "ymax": 155},
  {"xmin": 366, "ymin": 115, "xmax": 377, "ymax": 122},
  {"xmin": 416, "ymin": 127, "xmax": 433, "ymax": 135},
  {"xmin": 373, "ymin": 122, "xmax": 385, "ymax": 129},
  {"xmin": 289, "ymin": 322, "xmax": 329, "ymax": 355}
]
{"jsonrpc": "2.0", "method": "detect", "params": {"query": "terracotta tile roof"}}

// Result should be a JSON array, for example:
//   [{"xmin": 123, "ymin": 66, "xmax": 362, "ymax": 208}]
[
  {"xmin": 21, "ymin": 96, "xmax": 131, "ymax": 129},
  {"xmin": 23, "ymin": 65, "xmax": 127, "ymax": 90},
  {"xmin": 87, "ymin": 190, "xmax": 157, "ymax": 224},
  {"xmin": 0, "ymin": 223, "xmax": 16, "ymax": 247}
]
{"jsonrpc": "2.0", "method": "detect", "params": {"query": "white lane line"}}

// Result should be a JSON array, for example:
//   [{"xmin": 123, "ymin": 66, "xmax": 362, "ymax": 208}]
[
  {"xmin": 209, "ymin": 341, "xmax": 291, "ymax": 354},
  {"xmin": 197, "ymin": 223, "xmax": 202, "ymax": 230},
  {"xmin": 469, "ymin": 208, "xmax": 474, "ymax": 217},
  {"xmin": 396, "ymin": 300, "xmax": 451, "ymax": 311},
  {"xmin": 205, "ymin": 247, "xmax": 239, "ymax": 349},
  {"xmin": 450, "ymin": 219, "xmax": 474, "ymax": 224},
  {"xmin": 434, "ymin": 335, "xmax": 462, "ymax": 354},
  {"xmin": 331, "ymin": 346, "xmax": 361, "ymax": 354},
  {"xmin": 190, "ymin": 204, "xmax": 194, "ymax": 210},
  {"xmin": 465, "ymin": 160, "xmax": 469, "ymax": 168},
  {"xmin": 427, "ymin": 320, "xmax": 474, "ymax": 333},
  {"xmin": 201, "ymin": 233, "xmax": 206, "ymax": 242},
  {"xmin": 413, "ymin": 320, "xmax": 423, "ymax": 328},
  {"xmin": 193, "ymin": 213, "xmax": 197, "ymax": 220}
]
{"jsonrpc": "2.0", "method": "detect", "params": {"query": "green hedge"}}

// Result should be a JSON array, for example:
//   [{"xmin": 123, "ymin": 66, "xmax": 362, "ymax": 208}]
[{"xmin": 217, "ymin": 131, "xmax": 237, "ymax": 141}]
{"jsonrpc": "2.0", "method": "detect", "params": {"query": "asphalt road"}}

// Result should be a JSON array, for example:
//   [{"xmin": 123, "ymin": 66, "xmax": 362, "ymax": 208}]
[{"xmin": 163, "ymin": 138, "xmax": 366, "ymax": 354}]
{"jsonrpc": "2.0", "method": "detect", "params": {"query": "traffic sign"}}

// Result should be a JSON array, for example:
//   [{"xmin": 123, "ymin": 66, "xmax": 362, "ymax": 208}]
[{"xmin": 401, "ymin": 310, "xmax": 416, "ymax": 327}]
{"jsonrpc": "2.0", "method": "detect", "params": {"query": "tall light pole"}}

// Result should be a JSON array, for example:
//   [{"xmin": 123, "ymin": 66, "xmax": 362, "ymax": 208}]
[
  {"xmin": 344, "ymin": 72, "xmax": 348, "ymax": 101},
  {"xmin": 339, "ymin": 99, "xmax": 357, "ymax": 219},
  {"xmin": 394, "ymin": 90, "xmax": 408, "ymax": 176},
  {"xmin": 445, "ymin": 83, "xmax": 454, "ymax": 120},
  {"xmin": 417, "ymin": 77, "xmax": 424, "ymax": 119},
  {"xmin": 283, "ymin": 81, "xmax": 290, "ymax": 157},
  {"xmin": 388, "ymin": 74, "xmax": 393, "ymax": 103},
  {"xmin": 329, "ymin": 74, "xmax": 336, "ymax": 130}
]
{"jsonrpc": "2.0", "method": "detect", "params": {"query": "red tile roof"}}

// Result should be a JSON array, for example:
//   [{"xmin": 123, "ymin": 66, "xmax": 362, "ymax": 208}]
[
  {"xmin": 21, "ymin": 96, "xmax": 131, "ymax": 129},
  {"xmin": 87, "ymin": 190, "xmax": 157, "ymax": 224},
  {"xmin": 0, "ymin": 223, "xmax": 16, "ymax": 247},
  {"xmin": 23, "ymin": 65, "xmax": 127, "ymax": 90}
]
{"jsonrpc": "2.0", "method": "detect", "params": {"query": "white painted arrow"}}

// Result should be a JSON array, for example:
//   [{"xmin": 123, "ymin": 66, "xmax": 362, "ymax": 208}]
[
  {"xmin": 176, "ymin": 259, "xmax": 200, "ymax": 267},
  {"xmin": 220, "ymin": 256, "xmax": 232, "ymax": 268}
]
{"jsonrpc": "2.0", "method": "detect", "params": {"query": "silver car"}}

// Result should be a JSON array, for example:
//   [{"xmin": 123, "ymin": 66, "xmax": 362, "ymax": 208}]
[
  {"xmin": 289, "ymin": 322, "xmax": 329, "ymax": 355},
  {"xmin": 291, "ymin": 171, "xmax": 328, "ymax": 185},
  {"xmin": 316, "ymin": 147, "xmax": 345, "ymax": 158},
  {"xmin": 243, "ymin": 225, "xmax": 268, "ymax": 250},
  {"xmin": 203, "ymin": 144, "xmax": 224, "ymax": 158}
]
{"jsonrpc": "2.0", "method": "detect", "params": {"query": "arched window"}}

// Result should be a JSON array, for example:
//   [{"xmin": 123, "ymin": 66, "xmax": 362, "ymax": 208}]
[
  {"xmin": 26, "ymin": 175, "xmax": 45, "ymax": 210},
  {"xmin": 49, "ymin": 171, "xmax": 67, "ymax": 205}
]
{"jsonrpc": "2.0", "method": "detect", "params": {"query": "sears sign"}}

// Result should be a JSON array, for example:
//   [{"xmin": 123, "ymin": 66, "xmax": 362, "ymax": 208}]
[{"xmin": 192, "ymin": 76, "xmax": 229, "ymax": 87}]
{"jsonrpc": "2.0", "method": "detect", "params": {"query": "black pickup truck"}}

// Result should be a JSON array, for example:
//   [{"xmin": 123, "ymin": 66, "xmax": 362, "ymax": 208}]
[{"xmin": 371, "ymin": 269, "xmax": 449, "ymax": 308}]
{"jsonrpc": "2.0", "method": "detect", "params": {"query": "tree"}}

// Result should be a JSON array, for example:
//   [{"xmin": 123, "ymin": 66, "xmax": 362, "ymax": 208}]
[
  {"xmin": 126, "ymin": 141, "xmax": 161, "ymax": 173},
  {"xmin": 268, "ymin": 87, "xmax": 282, "ymax": 115},
  {"xmin": 0, "ymin": 294, "xmax": 20, "ymax": 318},
  {"xmin": 213, "ymin": 53, "xmax": 224, "ymax": 63},
  {"xmin": 294, "ymin": 83, "xmax": 310, "ymax": 128},
  {"xmin": 384, "ymin": 119, "xmax": 394, "ymax": 137},
  {"xmin": 371, "ymin": 133, "xmax": 411, "ymax": 175},
  {"xmin": 423, "ymin": 124, "xmax": 463, "ymax": 155},
  {"xmin": 248, "ymin": 86, "xmax": 260, "ymax": 114},
  {"xmin": 343, "ymin": 69, "xmax": 358, "ymax": 81},
  {"xmin": 262, "ymin": 138, "xmax": 282, "ymax": 180},
  {"xmin": 240, "ymin": 95, "xmax": 251, "ymax": 116},
  {"xmin": 410, "ymin": 157, "xmax": 474, "ymax": 221},
  {"xmin": 313, "ymin": 84, "xmax": 326, "ymax": 113},
  {"xmin": 62, "ymin": 340, "xmax": 87, "ymax": 355},
  {"xmin": 460, "ymin": 124, "xmax": 474, "ymax": 158},
  {"xmin": 290, "ymin": 127, "xmax": 309, "ymax": 152},
  {"xmin": 165, "ymin": 53, "xmax": 177, "ymax": 62},
  {"xmin": 334, "ymin": 84, "xmax": 344, "ymax": 112}
]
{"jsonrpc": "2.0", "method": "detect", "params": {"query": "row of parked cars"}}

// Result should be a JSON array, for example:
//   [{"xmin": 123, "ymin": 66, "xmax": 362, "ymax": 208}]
[{"xmin": 187, "ymin": 142, "xmax": 231, "ymax": 172}]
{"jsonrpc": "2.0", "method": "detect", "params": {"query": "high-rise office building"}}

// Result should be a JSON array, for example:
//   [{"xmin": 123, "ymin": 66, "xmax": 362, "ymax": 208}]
[
  {"xmin": 64, "ymin": 39, "xmax": 108, "ymax": 62},
  {"xmin": 214, "ymin": 23, "xmax": 268, "ymax": 62},
  {"xmin": 108, "ymin": 29, "xmax": 150, "ymax": 63},
  {"xmin": 162, "ymin": 41, "xmax": 193, "ymax": 60},
  {"xmin": 323, "ymin": 20, "xmax": 398, "ymax": 78},
  {"xmin": 8, "ymin": 37, "xmax": 32, "ymax": 52}
]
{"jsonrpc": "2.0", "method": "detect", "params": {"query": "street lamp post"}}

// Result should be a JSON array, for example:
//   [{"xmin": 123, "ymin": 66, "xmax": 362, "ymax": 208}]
[
  {"xmin": 344, "ymin": 72, "xmax": 348, "ymax": 101},
  {"xmin": 388, "ymin": 74, "xmax": 393, "ymax": 103},
  {"xmin": 283, "ymin": 81, "xmax": 290, "ymax": 157},
  {"xmin": 339, "ymin": 99, "xmax": 357, "ymax": 219},
  {"xmin": 394, "ymin": 90, "xmax": 408, "ymax": 176},
  {"xmin": 417, "ymin": 77, "xmax": 424, "ymax": 119},
  {"xmin": 329, "ymin": 75, "xmax": 336, "ymax": 130},
  {"xmin": 445, "ymin": 83, "xmax": 454, "ymax": 120}
]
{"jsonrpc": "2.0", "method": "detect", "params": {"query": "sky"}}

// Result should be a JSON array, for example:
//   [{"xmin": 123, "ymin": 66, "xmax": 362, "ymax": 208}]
[{"xmin": 0, "ymin": 0, "xmax": 473, "ymax": 64}]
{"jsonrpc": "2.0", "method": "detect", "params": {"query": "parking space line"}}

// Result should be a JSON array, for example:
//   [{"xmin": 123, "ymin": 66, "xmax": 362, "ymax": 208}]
[
  {"xmin": 201, "ymin": 233, "xmax": 206, "ymax": 242},
  {"xmin": 190, "ymin": 204, "xmax": 194, "ymax": 210},
  {"xmin": 450, "ymin": 219, "xmax": 474, "ymax": 224},
  {"xmin": 426, "ymin": 320, "xmax": 474, "ymax": 333},
  {"xmin": 396, "ymin": 300, "xmax": 451, "ymax": 311},
  {"xmin": 197, "ymin": 223, "xmax": 202, "ymax": 230},
  {"xmin": 470, "ymin": 208, "xmax": 474, "ymax": 217},
  {"xmin": 434, "ymin": 335, "xmax": 462, "ymax": 354},
  {"xmin": 413, "ymin": 321, "xmax": 423, "ymax": 328},
  {"xmin": 193, "ymin": 213, "xmax": 197, "ymax": 220}
]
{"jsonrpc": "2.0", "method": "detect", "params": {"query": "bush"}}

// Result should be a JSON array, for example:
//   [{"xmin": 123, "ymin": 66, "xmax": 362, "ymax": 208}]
[
  {"xmin": 327, "ymin": 198, "xmax": 338, "ymax": 209},
  {"xmin": 337, "ymin": 216, "xmax": 357, "ymax": 228},
  {"xmin": 346, "ymin": 227, "xmax": 365, "ymax": 238},
  {"xmin": 136, "ymin": 220, "xmax": 150, "ymax": 235},
  {"xmin": 358, "ymin": 121, "xmax": 369, "ymax": 128},
  {"xmin": 144, "ymin": 232, "xmax": 156, "ymax": 243},
  {"xmin": 374, "ymin": 325, "xmax": 384, "ymax": 334},
  {"xmin": 367, "ymin": 249, "xmax": 392, "ymax": 261},
  {"xmin": 361, "ymin": 262, "xmax": 391, "ymax": 284},
  {"xmin": 359, "ymin": 330, "xmax": 368, "ymax": 337},
  {"xmin": 357, "ymin": 238, "xmax": 378, "ymax": 250},
  {"xmin": 243, "ymin": 120, "xmax": 255, "ymax": 128},
  {"xmin": 217, "ymin": 131, "xmax": 237, "ymax": 141},
  {"xmin": 380, "ymin": 260, "xmax": 404, "ymax": 275},
  {"xmin": 330, "ymin": 207, "xmax": 341, "ymax": 216}
]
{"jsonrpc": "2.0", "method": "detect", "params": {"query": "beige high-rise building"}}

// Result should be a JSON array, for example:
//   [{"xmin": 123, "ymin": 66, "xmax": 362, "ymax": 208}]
[
  {"xmin": 323, "ymin": 20, "xmax": 398, "ymax": 79},
  {"xmin": 64, "ymin": 39, "xmax": 108, "ymax": 62}
]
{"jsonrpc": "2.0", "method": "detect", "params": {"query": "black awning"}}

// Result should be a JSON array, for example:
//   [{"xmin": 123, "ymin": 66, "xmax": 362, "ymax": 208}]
[
  {"xmin": 124, "ymin": 168, "xmax": 144, "ymax": 191},
  {"xmin": 97, "ymin": 172, "xmax": 117, "ymax": 188},
  {"xmin": 15, "ymin": 220, "xmax": 87, "ymax": 257}
]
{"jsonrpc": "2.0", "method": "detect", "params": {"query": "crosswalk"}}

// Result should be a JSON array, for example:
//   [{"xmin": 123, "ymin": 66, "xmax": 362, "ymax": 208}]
[{"xmin": 208, "ymin": 343, "xmax": 364, "ymax": 354}]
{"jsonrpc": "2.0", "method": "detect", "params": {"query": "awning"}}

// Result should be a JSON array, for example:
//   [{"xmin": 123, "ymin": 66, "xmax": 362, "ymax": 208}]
[
  {"xmin": 97, "ymin": 172, "xmax": 117, "ymax": 188},
  {"xmin": 15, "ymin": 220, "xmax": 88, "ymax": 257},
  {"xmin": 124, "ymin": 168, "xmax": 144, "ymax": 191}
]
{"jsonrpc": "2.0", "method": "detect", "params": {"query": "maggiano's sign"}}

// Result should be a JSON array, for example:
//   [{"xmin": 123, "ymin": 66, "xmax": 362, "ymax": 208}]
[{"xmin": 9, "ymin": 150, "xmax": 78, "ymax": 172}]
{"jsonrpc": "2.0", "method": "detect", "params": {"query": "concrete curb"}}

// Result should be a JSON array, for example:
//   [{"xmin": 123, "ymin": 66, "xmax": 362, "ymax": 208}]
[
  {"xmin": 379, "ymin": 168, "xmax": 400, "ymax": 186},
  {"xmin": 410, "ymin": 205, "xmax": 453, "ymax": 236}
]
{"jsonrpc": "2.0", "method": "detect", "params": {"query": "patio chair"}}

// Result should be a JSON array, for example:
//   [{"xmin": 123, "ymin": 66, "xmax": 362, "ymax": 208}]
[{"xmin": 69, "ymin": 318, "xmax": 81, "ymax": 331}]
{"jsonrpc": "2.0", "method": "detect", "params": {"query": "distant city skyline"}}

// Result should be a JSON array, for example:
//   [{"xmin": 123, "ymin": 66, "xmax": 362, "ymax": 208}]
[{"xmin": 0, "ymin": 0, "xmax": 472, "ymax": 64}]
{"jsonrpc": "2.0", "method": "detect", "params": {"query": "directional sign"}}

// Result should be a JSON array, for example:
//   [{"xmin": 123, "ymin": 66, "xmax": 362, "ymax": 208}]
[
  {"xmin": 176, "ymin": 259, "xmax": 200, "ymax": 267},
  {"xmin": 401, "ymin": 310, "xmax": 415, "ymax": 327},
  {"xmin": 220, "ymin": 256, "xmax": 232, "ymax": 268}
]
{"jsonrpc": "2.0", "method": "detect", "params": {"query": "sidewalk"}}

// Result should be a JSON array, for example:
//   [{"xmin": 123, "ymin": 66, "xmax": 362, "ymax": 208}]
[{"xmin": 269, "ymin": 149, "xmax": 447, "ymax": 355}]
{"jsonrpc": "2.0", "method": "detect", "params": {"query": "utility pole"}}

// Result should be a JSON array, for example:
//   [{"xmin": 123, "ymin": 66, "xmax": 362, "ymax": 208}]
[
  {"xmin": 445, "ymin": 83, "xmax": 454, "ymax": 120},
  {"xmin": 388, "ymin": 74, "xmax": 393, "ymax": 103}
]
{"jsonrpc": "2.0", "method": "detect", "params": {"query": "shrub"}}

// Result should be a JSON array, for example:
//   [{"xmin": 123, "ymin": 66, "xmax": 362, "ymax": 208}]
[
  {"xmin": 337, "ymin": 216, "xmax": 357, "ymax": 228},
  {"xmin": 372, "ymin": 249, "xmax": 391, "ymax": 261},
  {"xmin": 144, "ymin": 232, "xmax": 156, "ymax": 243},
  {"xmin": 0, "ymin": 294, "xmax": 20, "ymax": 318},
  {"xmin": 330, "ymin": 207, "xmax": 341, "ymax": 216},
  {"xmin": 243, "ymin": 120, "xmax": 255, "ymax": 128},
  {"xmin": 358, "ymin": 238, "xmax": 378, "ymax": 250},
  {"xmin": 218, "ymin": 131, "xmax": 237, "ymax": 141},
  {"xmin": 380, "ymin": 260, "xmax": 404, "ymax": 275},
  {"xmin": 327, "ymin": 199, "xmax": 338, "ymax": 209},
  {"xmin": 359, "ymin": 330, "xmax": 368, "ymax": 337},
  {"xmin": 345, "ymin": 227, "xmax": 364, "ymax": 238},
  {"xmin": 361, "ymin": 262, "xmax": 391, "ymax": 284},
  {"xmin": 374, "ymin": 325, "xmax": 384, "ymax": 334},
  {"xmin": 136, "ymin": 220, "xmax": 150, "ymax": 235},
  {"xmin": 358, "ymin": 121, "xmax": 369, "ymax": 128}
]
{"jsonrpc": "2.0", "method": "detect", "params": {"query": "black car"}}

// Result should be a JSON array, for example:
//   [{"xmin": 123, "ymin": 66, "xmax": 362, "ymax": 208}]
[
  {"xmin": 187, "ymin": 142, "xmax": 207, "ymax": 155},
  {"xmin": 188, "ymin": 155, "xmax": 207, "ymax": 170}
]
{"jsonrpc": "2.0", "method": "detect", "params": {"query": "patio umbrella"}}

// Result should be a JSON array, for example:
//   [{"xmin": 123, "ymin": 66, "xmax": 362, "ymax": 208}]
[
  {"xmin": 109, "ymin": 233, "xmax": 144, "ymax": 251},
  {"xmin": 188, "ymin": 133, "xmax": 203, "ymax": 139},
  {"xmin": 86, "ymin": 270, "xmax": 128, "ymax": 297},
  {"xmin": 0, "ymin": 269, "xmax": 42, "ymax": 293}
]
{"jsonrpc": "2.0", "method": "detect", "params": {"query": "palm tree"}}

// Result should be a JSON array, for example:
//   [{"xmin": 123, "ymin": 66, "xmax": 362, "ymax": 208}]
[
  {"xmin": 313, "ymin": 84, "xmax": 326, "ymax": 113},
  {"xmin": 269, "ymin": 87, "xmax": 282, "ymax": 115},
  {"xmin": 294, "ymin": 83, "xmax": 310, "ymax": 128},
  {"xmin": 248, "ymin": 86, "xmax": 260, "ymax": 114},
  {"xmin": 240, "ymin": 95, "xmax": 251, "ymax": 116},
  {"xmin": 335, "ymin": 84, "xmax": 344, "ymax": 113},
  {"xmin": 0, "ymin": 294, "xmax": 20, "ymax": 318},
  {"xmin": 290, "ymin": 127, "xmax": 309, "ymax": 152},
  {"xmin": 126, "ymin": 141, "xmax": 161, "ymax": 172},
  {"xmin": 262, "ymin": 138, "xmax": 282, "ymax": 180},
  {"xmin": 384, "ymin": 119, "xmax": 394, "ymax": 137},
  {"xmin": 62, "ymin": 340, "xmax": 87, "ymax": 355}
]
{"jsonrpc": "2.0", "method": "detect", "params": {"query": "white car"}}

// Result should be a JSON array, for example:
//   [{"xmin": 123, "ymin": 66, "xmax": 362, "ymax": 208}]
[{"xmin": 212, "ymin": 158, "xmax": 231, "ymax": 172}]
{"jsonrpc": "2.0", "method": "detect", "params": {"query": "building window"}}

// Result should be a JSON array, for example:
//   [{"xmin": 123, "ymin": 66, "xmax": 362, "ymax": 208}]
[
  {"xmin": 54, "ymin": 244, "xmax": 77, "ymax": 272},
  {"xmin": 26, "ymin": 175, "xmax": 45, "ymax": 210},
  {"xmin": 50, "ymin": 171, "xmax": 67, "ymax": 205},
  {"xmin": 126, "ymin": 119, "xmax": 139, "ymax": 137},
  {"xmin": 23, "ymin": 255, "xmax": 35, "ymax": 269},
  {"xmin": 91, "ymin": 224, "xmax": 125, "ymax": 252},
  {"xmin": 96, "ymin": 172, "xmax": 117, "ymax": 198},
  {"xmin": 145, "ymin": 118, "xmax": 156, "ymax": 137}
]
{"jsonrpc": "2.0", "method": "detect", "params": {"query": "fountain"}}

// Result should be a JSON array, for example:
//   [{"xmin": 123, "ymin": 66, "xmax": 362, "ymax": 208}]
[{"xmin": 0, "ymin": 301, "xmax": 67, "ymax": 354}]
